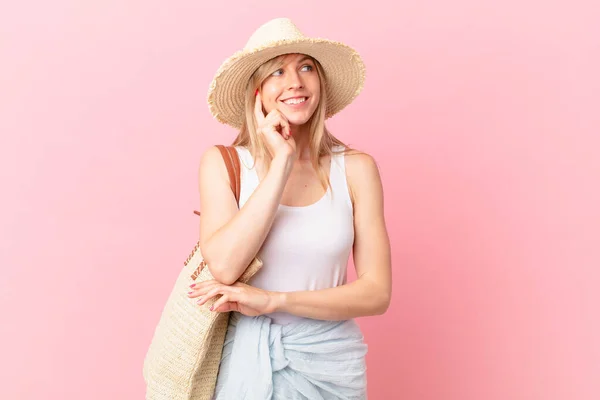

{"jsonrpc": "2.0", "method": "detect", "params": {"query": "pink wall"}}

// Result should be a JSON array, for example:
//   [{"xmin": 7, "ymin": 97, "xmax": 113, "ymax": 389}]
[{"xmin": 1, "ymin": 1, "xmax": 598, "ymax": 399}]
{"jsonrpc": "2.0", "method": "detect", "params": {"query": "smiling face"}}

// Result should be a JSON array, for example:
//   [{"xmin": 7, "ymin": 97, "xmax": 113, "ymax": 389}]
[{"xmin": 259, "ymin": 53, "xmax": 321, "ymax": 126}]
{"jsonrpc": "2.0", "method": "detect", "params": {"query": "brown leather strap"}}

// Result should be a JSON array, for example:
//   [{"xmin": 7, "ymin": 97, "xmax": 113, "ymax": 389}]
[
  {"xmin": 216, "ymin": 145, "xmax": 241, "ymax": 205},
  {"xmin": 193, "ymin": 145, "xmax": 241, "ymax": 216}
]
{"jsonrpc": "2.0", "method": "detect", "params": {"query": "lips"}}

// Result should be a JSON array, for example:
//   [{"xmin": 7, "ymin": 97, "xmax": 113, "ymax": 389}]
[{"xmin": 281, "ymin": 96, "xmax": 308, "ymax": 105}]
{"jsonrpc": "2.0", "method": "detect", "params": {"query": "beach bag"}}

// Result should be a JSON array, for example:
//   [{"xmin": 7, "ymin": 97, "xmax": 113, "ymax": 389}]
[{"xmin": 143, "ymin": 145, "xmax": 263, "ymax": 400}]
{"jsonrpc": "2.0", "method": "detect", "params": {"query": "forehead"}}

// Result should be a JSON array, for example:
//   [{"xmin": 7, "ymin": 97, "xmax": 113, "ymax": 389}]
[{"xmin": 275, "ymin": 53, "xmax": 315, "ymax": 65}]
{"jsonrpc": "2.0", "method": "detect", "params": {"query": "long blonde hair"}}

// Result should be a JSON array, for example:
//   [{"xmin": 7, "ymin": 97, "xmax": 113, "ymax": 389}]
[{"xmin": 231, "ymin": 54, "xmax": 351, "ymax": 191}]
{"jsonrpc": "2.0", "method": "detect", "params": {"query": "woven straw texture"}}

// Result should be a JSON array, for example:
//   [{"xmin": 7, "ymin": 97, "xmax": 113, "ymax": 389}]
[
  {"xmin": 143, "ymin": 243, "xmax": 262, "ymax": 400},
  {"xmin": 207, "ymin": 17, "xmax": 366, "ymax": 129}
]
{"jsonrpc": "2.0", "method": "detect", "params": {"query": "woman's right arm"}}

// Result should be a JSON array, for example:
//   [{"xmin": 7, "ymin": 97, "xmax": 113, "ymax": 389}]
[
  {"xmin": 198, "ymin": 93, "xmax": 295, "ymax": 284},
  {"xmin": 197, "ymin": 146, "xmax": 292, "ymax": 285}
]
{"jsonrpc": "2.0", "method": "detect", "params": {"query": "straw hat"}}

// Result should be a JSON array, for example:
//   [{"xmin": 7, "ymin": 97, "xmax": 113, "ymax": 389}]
[{"xmin": 207, "ymin": 17, "xmax": 366, "ymax": 129}]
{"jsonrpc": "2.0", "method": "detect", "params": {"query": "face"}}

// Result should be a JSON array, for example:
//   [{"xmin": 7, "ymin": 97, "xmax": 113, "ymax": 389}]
[{"xmin": 259, "ymin": 53, "xmax": 321, "ymax": 126}]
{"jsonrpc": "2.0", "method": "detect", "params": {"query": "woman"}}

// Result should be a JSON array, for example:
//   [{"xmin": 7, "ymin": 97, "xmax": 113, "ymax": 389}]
[{"xmin": 188, "ymin": 18, "xmax": 392, "ymax": 399}]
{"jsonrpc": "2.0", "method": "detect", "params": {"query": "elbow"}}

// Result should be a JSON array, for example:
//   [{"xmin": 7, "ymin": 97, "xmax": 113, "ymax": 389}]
[
  {"xmin": 373, "ymin": 292, "xmax": 391, "ymax": 316},
  {"xmin": 209, "ymin": 267, "xmax": 238, "ymax": 285},
  {"xmin": 202, "ymin": 251, "xmax": 240, "ymax": 285},
  {"xmin": 203, "ymin": 259, "xmax": 239, "ymax": 285},
  {"xmin": 199, "ymin": 242, "xmax": 240, "ymax": 285},
  {"xmin": 362, "ymin": 278, "xmax": 391, "ymax": 316}
]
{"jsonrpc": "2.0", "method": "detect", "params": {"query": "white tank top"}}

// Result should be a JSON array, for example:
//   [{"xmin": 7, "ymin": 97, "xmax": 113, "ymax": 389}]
[{"xmin": 235, "ymin": 145, "xmax": 354, "ymax": 324}]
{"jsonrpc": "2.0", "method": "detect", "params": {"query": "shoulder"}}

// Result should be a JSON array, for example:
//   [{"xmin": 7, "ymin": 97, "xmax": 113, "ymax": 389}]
[
  {"xmin": 344, "ymin": 149, "xmax": 379, "ymax": 174},
  {"xmin": 200, "ymin": 145, "xmax": 224, "ymax": 164},
  {"xmin": 198, "ymin": 145, "xmax": 230, "ymax": 184},
  {"xmin": 199, "ymin": 145, "xmax": 245, "ymax": 169},
  {"xmin": 342, "ymin": 149, "xmax": 383, "ymax": 206}
]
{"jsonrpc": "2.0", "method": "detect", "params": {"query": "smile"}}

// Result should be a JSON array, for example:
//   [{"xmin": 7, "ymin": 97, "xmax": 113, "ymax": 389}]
[{"xmin": 281, "ymin": 97, "xmax": 308, "ymax": 105}]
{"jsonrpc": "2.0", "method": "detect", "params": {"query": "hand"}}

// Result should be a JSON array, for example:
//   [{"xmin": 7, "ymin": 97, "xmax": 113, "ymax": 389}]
[
  {"xmin": 255, "ymin": 92, "xmax": 296, "ymax": 161},
  {"xmin": 187, "ymin": 280, "xmax": 282, "ymax": 317}
]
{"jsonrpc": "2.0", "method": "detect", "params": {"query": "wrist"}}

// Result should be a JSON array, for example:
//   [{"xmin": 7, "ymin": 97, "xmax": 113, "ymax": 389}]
[
  {"xmin": 271, "ymin": 154, "xmax": 294, "ymax": 176},
  {"xmin": 270, "ymin": 291, "xmax": 288, "ymax": 313}
]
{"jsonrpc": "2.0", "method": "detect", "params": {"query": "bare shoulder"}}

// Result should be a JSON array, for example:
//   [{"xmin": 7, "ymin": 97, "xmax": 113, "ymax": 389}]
[
  {"xmin": 343, "ymin": 149, "xmax": 383, "ymax": 205},
  {"xmin": 198, "ymin": 145, "xmax": 230, "ymax": 185},
  {"xmin": 199, "ymin": 145, "xmax": 227, "ymax": 173},
  {"xmin": 344, "ymin": 149, "xmax": 380, "ymax": 178}
]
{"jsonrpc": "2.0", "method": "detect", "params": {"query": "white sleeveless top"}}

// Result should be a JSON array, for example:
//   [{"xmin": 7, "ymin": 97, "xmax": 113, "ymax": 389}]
[{"xmin": 235, "ymin": 146, "xmax": 354, "ymax": 325}]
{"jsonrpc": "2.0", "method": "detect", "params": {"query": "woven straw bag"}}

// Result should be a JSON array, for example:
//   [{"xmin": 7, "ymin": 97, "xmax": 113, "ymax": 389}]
[{"xmin": 143, "ymin": 145, "xmax": 263, "ymax": 400}]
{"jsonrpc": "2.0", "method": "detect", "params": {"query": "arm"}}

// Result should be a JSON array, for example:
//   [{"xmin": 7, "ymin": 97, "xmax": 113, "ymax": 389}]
[
  {"xmin": 198, "ymin": 146, "xmax": 292, "ymax": 285},
  {"xmin": 273, "ymin": 152, "xmax": 392, "ymax": 320},
  {"xmin": 191, "ymin": 151, "xmax": 393, "ymax": 319}
]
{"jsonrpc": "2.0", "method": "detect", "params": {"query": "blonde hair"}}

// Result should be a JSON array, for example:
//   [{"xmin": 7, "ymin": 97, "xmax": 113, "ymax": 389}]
[{"xmin": 231, "ymin": 54, "xmax": 352, "ymax": 191}]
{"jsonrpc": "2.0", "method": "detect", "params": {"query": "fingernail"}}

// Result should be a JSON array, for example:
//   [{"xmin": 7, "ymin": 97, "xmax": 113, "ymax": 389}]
[
  {"xmin": 209, "ymin": 305, "xmax": 214, "ymax": 311},
  {"xmin": 197, "ymin": 298, "xmax": 203, "ymax": 303},
  {"xmin": 190, "ymin": 284, "xmax": 196, "ymax": 288},
  {"xmin": 187, "ymin": 291, "xmax": 193, "ymax": 295},
  {"xmin": 255, "ymin": 89, "xmax": 259, "ymax": 96}
]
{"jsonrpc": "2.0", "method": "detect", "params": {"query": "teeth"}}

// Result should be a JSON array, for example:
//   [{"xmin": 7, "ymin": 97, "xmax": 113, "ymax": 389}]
[{"xmin": 283, "ymin": 97, "xmax": 306, "ymax": 105}]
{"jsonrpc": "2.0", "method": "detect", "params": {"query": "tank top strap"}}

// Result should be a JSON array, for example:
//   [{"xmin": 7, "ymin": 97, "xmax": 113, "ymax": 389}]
[
  {"xmin": 329, "ymin": 146, "xmax": 353, "ymax": 210},
  {"xmin": 234, "ymin": 146, "xmax": 260, "ymax": 208}
]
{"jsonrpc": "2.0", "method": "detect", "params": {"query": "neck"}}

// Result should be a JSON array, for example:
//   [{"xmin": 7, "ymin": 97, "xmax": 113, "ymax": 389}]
[{"xmin": 290, "ymin": 122, "xmax": 312, "ymax": 160}]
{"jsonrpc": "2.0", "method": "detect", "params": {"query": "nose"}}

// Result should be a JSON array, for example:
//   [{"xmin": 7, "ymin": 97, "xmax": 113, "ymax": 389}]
[{"xmin": 286, "ymin": 70, "xmax": 304, "ymax": 90}]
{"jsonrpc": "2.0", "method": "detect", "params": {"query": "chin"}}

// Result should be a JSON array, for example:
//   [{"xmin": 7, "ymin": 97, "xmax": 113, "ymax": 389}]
[
  {"xmin": 278, "ymin": 110, "xmax": 315, "ymax": 126},
  {"xmin": 286, "ymin": 116, "xmax": 312, "ymax": 126}
]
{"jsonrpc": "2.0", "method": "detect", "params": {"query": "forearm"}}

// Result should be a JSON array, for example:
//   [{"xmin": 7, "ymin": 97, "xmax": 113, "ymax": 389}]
[
  {"xmin": 203, "ymin": 156, "xmax": 292, "ymax": 284},
  {"xmin": 274, "ymin": 277, "xmax": 391, "ymax": 321}
]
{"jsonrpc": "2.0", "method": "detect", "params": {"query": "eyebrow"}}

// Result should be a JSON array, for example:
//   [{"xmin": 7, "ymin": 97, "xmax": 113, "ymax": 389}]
[
  {"xmin": 296, "ymin": 55, "xmax": 314, "ymax": 64},
  {"xmin": 278, "ymin": 55, "xmax": 314, "ymax": 70}
]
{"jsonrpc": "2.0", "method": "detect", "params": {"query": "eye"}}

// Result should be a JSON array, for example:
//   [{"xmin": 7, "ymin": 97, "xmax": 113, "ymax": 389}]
[
  {"xmin": 271, "ymin": 69, "xmax": 283, "ymax": 77},
  {"xmin": 301, "ymin": 64, "xmax": 313, "ymax": 72}
]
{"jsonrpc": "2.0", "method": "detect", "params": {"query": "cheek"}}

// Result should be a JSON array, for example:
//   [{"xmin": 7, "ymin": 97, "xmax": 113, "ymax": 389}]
[
  {"xmin": 311, "ymin": 89, "xmax": 320, "ymax": 105},
  {"xmin": 262, "ymin": 84, "xmax": 281, "ymax": 112},
  {"xmin": 308, "ymin": 79, "xmax": 321, "ymax": 104},
  {"xmin": 309, "ymin": 90, "xmax": 320, "ymax": 111}
]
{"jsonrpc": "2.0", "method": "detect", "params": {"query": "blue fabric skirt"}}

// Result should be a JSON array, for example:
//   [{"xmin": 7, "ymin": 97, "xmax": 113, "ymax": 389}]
[{"xmin": 214, "ymin": 313, "xmax": 368, "ymax": 400}]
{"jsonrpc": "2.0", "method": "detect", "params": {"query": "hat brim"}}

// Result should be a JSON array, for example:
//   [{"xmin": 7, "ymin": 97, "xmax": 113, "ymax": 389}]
[{"xmin": 207, "ymin": 38, "xmax": 366, "ymax": 129}]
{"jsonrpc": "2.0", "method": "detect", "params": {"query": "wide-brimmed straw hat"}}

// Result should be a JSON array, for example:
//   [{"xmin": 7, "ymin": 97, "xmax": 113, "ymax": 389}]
[{"xmin": 207, "ymin": 17, "xmax": 366, "ymax": 129}]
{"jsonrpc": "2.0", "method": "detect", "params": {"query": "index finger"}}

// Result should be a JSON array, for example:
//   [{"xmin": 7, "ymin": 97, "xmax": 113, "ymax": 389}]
[{"xmin": 254, "ymin": 91, "xmax": 265, "ymax": 124}]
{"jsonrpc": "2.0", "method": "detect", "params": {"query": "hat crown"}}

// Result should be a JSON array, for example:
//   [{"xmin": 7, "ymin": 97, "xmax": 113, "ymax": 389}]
[{"xmin": 244, "ymin": 18, "xmax": 305, "ymax": 51}]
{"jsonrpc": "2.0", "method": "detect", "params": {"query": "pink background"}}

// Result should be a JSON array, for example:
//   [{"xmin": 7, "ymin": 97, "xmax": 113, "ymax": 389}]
[{"xmin": 1, "ymin": 1, "xmax": 599, "ymax": 399}]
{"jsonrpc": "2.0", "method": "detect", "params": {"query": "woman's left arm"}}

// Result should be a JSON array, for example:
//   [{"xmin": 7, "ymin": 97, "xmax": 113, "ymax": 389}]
[{"xmin": 275, "ymin": 152, "xmax": 392, "ymax": 320}]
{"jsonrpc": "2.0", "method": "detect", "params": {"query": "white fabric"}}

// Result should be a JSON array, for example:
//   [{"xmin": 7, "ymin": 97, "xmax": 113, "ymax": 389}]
[
  {"xmin": 214, "ymin": 313, "xmax": 368, "ymax": 400},
  {"xmin": 235, "ymin": 146, "xmax": 354, "ymax": 325}
]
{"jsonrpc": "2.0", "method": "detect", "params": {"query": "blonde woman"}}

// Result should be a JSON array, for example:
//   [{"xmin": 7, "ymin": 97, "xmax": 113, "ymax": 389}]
[{"xmin": 188, "ymin": 18, "xmax": 392, "ymax": 399}]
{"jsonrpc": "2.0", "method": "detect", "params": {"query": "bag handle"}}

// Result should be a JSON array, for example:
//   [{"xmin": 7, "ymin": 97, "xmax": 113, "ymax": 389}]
[{"xmin": 193, "ymin": 145, "xmax": 241, "ymax": 216}]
